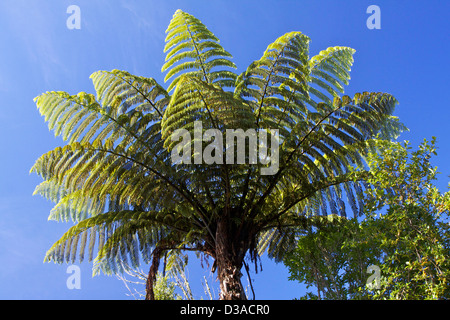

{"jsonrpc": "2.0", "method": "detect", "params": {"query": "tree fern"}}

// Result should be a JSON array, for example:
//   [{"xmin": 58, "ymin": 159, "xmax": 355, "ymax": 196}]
[{"xmin": 32, "ymin": 9, "xmax": 406, "ymax": 300}]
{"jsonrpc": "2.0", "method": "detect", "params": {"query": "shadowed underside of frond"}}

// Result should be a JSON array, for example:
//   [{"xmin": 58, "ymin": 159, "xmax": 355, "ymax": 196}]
[{"xmin": 42, "ymin": 210, "xmax": 190, "ymax": 273}]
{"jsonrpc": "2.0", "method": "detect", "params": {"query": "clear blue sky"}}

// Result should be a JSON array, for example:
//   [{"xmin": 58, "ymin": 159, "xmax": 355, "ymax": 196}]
[{"xmin": 0, "ymin": 0, "xmax": 449, "ymax": 299}]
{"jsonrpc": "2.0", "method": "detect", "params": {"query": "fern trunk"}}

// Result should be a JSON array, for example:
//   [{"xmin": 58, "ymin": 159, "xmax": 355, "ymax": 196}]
[
  {"xmin": 215, "ymin": 213, "xmax": 249, "ymax": 300},
  {"xmin": 145, "ymin": 246, "xmax": 162, "ymax": 300}
]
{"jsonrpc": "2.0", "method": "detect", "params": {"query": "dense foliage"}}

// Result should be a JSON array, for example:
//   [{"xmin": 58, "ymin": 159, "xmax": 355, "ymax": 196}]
[{"xmin": 284, "ymin": 138, "xmax": 450, "ymax": 299}]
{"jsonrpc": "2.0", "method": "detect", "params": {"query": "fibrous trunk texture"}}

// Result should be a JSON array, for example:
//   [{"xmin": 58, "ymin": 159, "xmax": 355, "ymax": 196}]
[{"xmin": 215, "ymin": 215, "xmax": 248, "ymax": 300}]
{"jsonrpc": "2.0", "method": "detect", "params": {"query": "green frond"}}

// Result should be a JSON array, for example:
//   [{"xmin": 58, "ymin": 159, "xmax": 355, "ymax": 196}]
[
  {"xmin": 44, "ymin": 210, "xmax": 190, "ymax": 267},
  {"xmin": 161, "ymin": 75, "xmax": 255, "ymax": 152},
  {"xmin": 34, "ymin": 91, "xmax": 101, "ymax": 142},
  {"xmin": 235, "ymin": 31, "xmax": 310, "ymax": 135},
  {"xmin": 308, "ymin": 46, "xmax": 355, "ymax": 107},
  {"xmin": 90, "ymin": 69, "xmax": 169, "ymax": 119},
  {"xmin": 162, "ymin": 9, "xmax": 236, "ymax": 92}
]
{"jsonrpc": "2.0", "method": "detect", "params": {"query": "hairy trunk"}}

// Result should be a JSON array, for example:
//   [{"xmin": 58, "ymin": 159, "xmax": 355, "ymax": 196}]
[
  {"xmin": 145, "ymin": 247, "xmax": 162, "ymax": 300},
  {"xmin": 215, "ymin": 215, "xmax": 249, "ymax": 300}
]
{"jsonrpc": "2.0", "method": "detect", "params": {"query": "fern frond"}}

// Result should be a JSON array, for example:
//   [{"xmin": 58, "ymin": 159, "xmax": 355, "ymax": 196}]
[
  {"xmin": 235, "ymin": 32, "xmax": 311, "ymax": 140},
  {"xmin": 161, "ymin": 75, "xmax": 255, "ymax": 152},
  {"xmin": 90, "ymin": 69, "xmax": 169, "ymax": 119},
  {"xmin": 162, "ymin": 9, "xmax": 237, "ymax": 92},
  {"xmin": 44, "ymin": 210, "xmax": 190, "ymax": 266}
]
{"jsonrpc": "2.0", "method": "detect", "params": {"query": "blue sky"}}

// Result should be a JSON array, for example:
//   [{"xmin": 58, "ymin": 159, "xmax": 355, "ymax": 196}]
[{"xmin": 0, "ymin": 0, "xmax": 449, "ymax": 299}]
